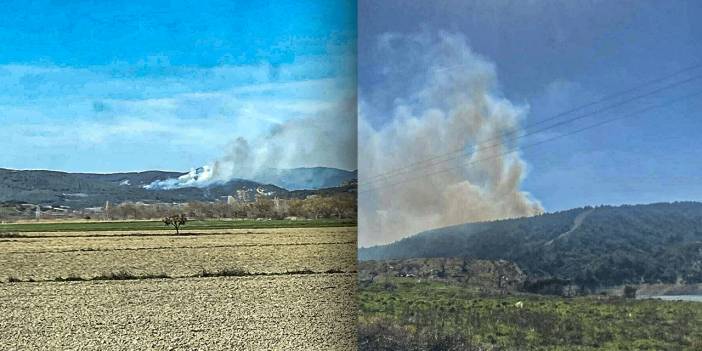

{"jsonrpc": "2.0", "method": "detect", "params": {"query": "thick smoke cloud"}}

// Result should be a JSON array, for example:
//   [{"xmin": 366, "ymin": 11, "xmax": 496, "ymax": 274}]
[
  {"xmin": 359, "ymin": 32, "xmax": 542, "ymax": 247},
  {"xmin": 147, "ymin": 90, "xmax": 357, "ymax": 190}
]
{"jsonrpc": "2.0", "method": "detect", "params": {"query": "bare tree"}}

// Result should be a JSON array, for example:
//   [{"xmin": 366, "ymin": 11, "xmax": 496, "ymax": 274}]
[{"xmin": 163, "ymin": 214, "xmax": 187, "ymax": 235}]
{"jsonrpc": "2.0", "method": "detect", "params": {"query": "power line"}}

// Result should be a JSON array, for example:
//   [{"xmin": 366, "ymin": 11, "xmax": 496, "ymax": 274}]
[
  {"xmin": 358, "ymin": 88, "xmax": 702, "ymax": 196},
  {"xmin": 364, "ymin": 65, "xmax": 702, "ymax": 183},
  {"xmin": 363, "ymin": 63, "xmax": 702, "ymax": 184},
  {"xmin": 363, "ymin": 74, "xmax": 702, "ymax": 187}
]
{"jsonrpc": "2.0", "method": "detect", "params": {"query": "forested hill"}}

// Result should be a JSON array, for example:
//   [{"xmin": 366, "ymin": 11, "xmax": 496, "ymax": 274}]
[
  {"xmin": 0, "ymin": 168, "xmax": 356, "ymax": 208},
  {"xmin": 359, "ymin": 202, "xmax": 702, "ymax": 288}
]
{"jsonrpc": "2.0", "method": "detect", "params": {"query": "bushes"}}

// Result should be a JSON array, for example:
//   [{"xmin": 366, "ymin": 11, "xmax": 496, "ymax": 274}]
[
  {"xmin": 359, "ymin": 317, "xmax": 477, "ymax": 351},
  {"xmin": 199, "ymin": 268, "xmax": 248, "ymax": 277},
  {"xmin": 360, "ymin": 279, "xmax": 702, "ymax": 350},
  {"xmin": 623, "ymin": 285, "xmax": 638, "ymax": 299},
  {"xmin": 51, "ymin": 272, "xmax": 170, "ymax": 281}
]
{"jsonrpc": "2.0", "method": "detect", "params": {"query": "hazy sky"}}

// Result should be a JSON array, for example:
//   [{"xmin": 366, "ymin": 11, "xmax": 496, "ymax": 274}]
[
  {"xmin": 359, "ymin": 0, "xmax": 702, "ymax": 214},
  {"xmin": 0, "ymin": 0, "xmax": 356, "ymax": 173}
]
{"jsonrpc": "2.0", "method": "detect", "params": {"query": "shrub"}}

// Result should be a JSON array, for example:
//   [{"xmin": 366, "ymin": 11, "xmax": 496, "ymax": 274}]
[{"xmin": 623, "ymin": 285, "xmax": 637, "ymax": 299}]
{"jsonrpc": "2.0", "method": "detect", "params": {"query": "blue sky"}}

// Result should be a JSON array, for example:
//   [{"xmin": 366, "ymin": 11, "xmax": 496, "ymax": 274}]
[
  {"xmin": 0, "ymin": 0, "xmax": 356, "ymax": 173},
  {"xmin": 359, "ymin": 0, "xmax": 702, "ymax": 212}
]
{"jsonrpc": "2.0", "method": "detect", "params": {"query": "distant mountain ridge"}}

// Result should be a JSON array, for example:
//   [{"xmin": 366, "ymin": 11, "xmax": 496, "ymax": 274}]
[
  {"xmin": 359, "ymin": 202, "xmax": 702, "ymax": 288},
  {"xmin": 74, "ymin": 170, "xmax": 185, "ymax": 188},
  {"xmin": 253, "ymin": 167, "xmax": 357, "ymax": 190},
  {"xmin": 0, "ymin": 167, "xmax": 356, "ymax": 208}
]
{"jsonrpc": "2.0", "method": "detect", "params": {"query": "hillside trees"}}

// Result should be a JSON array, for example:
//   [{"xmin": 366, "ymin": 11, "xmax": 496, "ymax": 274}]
[{"xmin": 359, "ymin": 202, "xmax": 702, "ymax": 288}]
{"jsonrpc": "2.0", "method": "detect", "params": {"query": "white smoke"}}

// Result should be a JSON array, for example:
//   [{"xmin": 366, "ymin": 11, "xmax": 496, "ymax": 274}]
[
  {"xmin": 146, "ymin": 90, "xmax": 357, "ymax": 190},
  {"xmin": 144, "ymin": 165, "xmax": 217, "ymax": 190},
  {"xmin": 359, "ymin": 32, "xmax": 543, "ymax": 247}
]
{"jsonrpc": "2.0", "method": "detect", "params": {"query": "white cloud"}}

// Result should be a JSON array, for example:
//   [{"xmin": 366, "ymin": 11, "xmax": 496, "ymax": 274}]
[{"xmin": 0, "ymin": 50, "xmax": 355, "ymax": 173}]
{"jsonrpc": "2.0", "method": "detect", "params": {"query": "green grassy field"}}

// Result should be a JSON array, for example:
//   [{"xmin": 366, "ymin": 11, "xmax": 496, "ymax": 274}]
[
  {"xmin": 359, "ymin": 278, "xmax": 702, "ymax": 351},
  {"xmin": 0, "ymin": 218, "xmax": 356, "ymax": 233}
]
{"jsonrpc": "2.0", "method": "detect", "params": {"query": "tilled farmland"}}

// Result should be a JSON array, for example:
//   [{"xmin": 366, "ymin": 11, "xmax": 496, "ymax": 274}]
[{"xmin": 0, "ymin": 226, "xmax": 357, "ymax": 350}]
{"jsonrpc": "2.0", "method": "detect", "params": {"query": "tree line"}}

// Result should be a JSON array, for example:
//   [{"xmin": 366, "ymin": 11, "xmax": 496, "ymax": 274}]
[
  {"xmin": 360, "ymin": 202, "xmax": 702, "ymax": 289},
  {"xmin": 104, "ymin": 194, "xmax": 356, "ymax": 221}
]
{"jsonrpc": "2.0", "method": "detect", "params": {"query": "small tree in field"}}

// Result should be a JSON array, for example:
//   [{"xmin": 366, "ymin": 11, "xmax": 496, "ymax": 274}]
[{"xmin": 163, "ymin": 214, "xmax": 187, "ymax": 234}]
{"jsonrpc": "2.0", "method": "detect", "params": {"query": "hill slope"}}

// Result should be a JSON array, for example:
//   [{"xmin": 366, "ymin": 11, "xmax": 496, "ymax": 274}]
[
  {"xmin": 0, "ymin": 168, "xmax": 286, "ymax": 207},
  {"xmin": 252, "ymin": 167, "xmax": 357, "ymax": 190},
  {"xmin": 359, "ymin": 202, "xmax": 702, "ymax": 288},
  {"xmin": 0, "ymin": 167, "xmax": 356, "ymax": 208}
]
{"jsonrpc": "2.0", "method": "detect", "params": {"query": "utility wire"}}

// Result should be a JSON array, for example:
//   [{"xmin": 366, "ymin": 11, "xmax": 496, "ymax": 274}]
[
  {"xmin": 358, "ymin": 88, "xmax": 702, "ymax": 196},
  {"xmin": 363, "ymin": 74, "xmax": 702, "ymax": 187},
  {"xmin": 363, "ymin": 63, "xmax": 702, "ymax": 184}
]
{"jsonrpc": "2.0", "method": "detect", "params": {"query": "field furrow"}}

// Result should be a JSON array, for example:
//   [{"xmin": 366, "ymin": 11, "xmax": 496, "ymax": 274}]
[
  {"xmin": 0, "ymin": 274, "xmax": 357, "ymax": 350},
  {"xmin": 0, "ymin": 224, "xmax": 358, "ymax": 349}
]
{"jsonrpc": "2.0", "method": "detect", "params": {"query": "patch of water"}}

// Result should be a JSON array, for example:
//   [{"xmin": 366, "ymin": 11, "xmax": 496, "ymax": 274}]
[{"xmin": 640, "ymin": 295, "xmax": 702, "ymax": 302}]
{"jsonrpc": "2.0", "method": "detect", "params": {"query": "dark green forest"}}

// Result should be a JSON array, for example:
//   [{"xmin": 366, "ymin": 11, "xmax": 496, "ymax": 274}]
[{"xmin": 360, "ymin": 202, "xmax": 702, "ymax": 288}]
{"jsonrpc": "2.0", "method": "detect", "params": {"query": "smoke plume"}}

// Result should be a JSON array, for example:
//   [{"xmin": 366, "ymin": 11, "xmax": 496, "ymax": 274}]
[
  {"xmin": 359, "ymin": 32, "xmax": 542, "ymax": 247},
  {"xmin": 146, "ymin": 91, "xmax": 357, "ymax": 190}
]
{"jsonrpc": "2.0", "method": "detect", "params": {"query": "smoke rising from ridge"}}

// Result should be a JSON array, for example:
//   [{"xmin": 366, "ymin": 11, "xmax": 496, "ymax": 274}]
[
  {"xmin": 146, "ymin": 89, "xmax": 357, "ymax": 190},
  {"xmin": 359, "ymin": 32, "xmax": 543, "ymax": 247}
]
